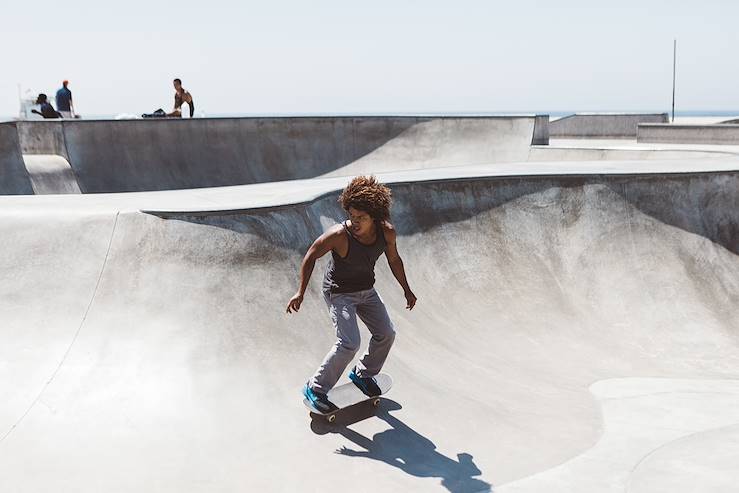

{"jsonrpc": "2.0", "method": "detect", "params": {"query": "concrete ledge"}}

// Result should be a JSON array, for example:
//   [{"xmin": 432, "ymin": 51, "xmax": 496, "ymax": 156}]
[
  {"xmin": 638, "ymin": 123, "xmax": 739, "ymax": 145},
  {"xmin": 551, "ymin": 113, "xmax": 668, "ymax": 138}
]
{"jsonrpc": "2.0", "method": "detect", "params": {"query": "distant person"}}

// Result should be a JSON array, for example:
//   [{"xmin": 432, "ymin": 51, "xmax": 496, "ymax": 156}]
[
  {"xmin": 55, "ymin": 80, "xmax": 75, "ymax": 118},
  {"xmin": 31, "ymin": 94, "xmax": 61, "ymax": 119},
  {"xmin": 167, "ymin": 78, "xmax": 194, "ymax": 118}
]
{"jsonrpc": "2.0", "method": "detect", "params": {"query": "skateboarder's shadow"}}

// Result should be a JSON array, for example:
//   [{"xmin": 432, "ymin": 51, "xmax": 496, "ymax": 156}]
[{"xmin": 312, "ymin": 400, "xmax": 492, "ymax": 493}]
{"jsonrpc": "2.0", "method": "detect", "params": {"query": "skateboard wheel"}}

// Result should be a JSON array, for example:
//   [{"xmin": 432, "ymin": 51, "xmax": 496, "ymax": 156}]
[
  {"xmin": 327, "ymin": 414, "xmax": 336, "ymax": 423},
  {"xmin": 373, "ymin": 398, "xmax": 381, "ymax": 407}
]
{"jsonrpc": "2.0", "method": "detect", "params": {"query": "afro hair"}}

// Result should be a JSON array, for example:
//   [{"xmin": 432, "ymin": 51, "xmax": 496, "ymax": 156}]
[{"xmin": 339, "ymin": 176, "xmax": 392, "ymax": 221}]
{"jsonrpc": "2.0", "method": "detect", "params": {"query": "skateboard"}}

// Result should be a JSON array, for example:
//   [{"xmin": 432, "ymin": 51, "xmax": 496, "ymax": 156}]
[{"xmin": 303, "ymin": 373, "xmax": 393, "ymax": 423}]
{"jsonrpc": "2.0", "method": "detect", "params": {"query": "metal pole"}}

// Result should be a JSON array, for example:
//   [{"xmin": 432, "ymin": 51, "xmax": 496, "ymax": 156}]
[{"xmin": 671, "ymin": 39, "xmax": 677, "ymax": 123}]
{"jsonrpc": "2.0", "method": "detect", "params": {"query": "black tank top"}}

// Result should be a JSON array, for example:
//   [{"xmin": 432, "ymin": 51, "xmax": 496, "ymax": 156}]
[{"xmin": 322, "ymin": 221, "xmax": 387, "ymax": 294}]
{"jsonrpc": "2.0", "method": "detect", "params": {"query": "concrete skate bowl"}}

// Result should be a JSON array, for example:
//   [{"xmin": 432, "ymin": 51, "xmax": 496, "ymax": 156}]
[
  {"xmin": 2, "ymin": 116, "xmax": 545, "ymax": 194},
  {"xmin": 1, "ymin": 170, "xmax": 737, "ymax": 492}
]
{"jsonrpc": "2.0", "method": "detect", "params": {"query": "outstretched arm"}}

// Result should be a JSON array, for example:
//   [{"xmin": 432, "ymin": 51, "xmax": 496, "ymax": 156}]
[
  {"xmin": 286, "ymin": 227, "xmax": 341, "ymax": 313},
  {"xmin": 383, "ymin": 223, "xmax": 417, "ymax": 310}
]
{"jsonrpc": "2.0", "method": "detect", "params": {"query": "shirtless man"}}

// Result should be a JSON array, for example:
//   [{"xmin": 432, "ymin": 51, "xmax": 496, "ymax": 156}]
[
  {"xmin": 286, "ymin": 176, "xmax": 417, "ymax": 413},
  {"xmin": 167, "ymin": 78, "xmax": 194, "ymax": 118}
]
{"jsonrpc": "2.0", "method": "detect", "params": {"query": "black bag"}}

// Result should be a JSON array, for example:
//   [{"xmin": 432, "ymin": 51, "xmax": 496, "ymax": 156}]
[{"xmin": 141, "ymin": 108, "xmax": 167, "ymax": 118}]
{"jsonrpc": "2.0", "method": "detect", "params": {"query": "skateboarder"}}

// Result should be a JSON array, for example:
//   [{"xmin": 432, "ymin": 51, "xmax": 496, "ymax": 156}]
[{"xmin": 286, "ymin": 176, "xmax": 417, "ymax": 413}]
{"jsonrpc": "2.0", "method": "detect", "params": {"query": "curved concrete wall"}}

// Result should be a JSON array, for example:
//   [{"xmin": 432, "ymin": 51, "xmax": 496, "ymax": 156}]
[
  {"xmin": 15, "ymin": 116, "xmax": 544, "ymax": 194},
  {"xmin": 638, "ymin": 123, "xmax": 739, "ymax": 145},
  {"xmin": 0, "ymin": 123, "xmax": 34, "ymax": 194},
  {"xmin": 22, "ymin": 155, "xmax": 81, "ymax": 194},
  {"xmin": 16, "ymin": 121, "xmax": 69, "ymax": 159},
  {"xmin": 551, "ymin": 113, "xmax": 668, "ymax": 138},
  {"xmin": 0, "ymin": 171, "xmax": 736, "ymax": 491}
]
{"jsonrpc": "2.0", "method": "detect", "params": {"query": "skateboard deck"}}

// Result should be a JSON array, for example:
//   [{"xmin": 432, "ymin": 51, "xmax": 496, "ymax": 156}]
[{"xmin": 303, "ymin": 373, "xmax": 393, "ymax": 422}]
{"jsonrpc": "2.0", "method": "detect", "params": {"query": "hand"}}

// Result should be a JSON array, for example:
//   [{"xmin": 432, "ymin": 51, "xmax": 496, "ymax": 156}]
[
  {"xmin": 335, "ymin": 446, "xmax": 362, "ymax": 457},
  {"xmin": 404, "ymin": 290, "xmax": 417, "ymax": 310},
  {"xmin": 286, "ymin": 293, "xmax": 304, "ymax": 314}
]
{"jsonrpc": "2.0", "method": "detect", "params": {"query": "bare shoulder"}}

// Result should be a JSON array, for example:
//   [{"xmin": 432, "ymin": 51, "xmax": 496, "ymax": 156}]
[
  {"xmin": 380, "ymin": 220, "xmax": 397, "ymax": 241},
  {"xmin": 327, "ymin": 222, "xmax": 345, "ymax": 235},
  {"xmin": 321, "ymin": 223, "xmax": 347, "ymax": 243}
]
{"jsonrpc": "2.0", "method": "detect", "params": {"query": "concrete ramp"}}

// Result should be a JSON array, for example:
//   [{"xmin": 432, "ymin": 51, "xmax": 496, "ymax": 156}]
[
  {"xmin": 0, "ymin": 170, "xmax": 737, "ymax": 492},
  {"xmin": 23, "ymin": 155, "xmax": 82, "ymax": 194},
  {"xmin": 321, "ymin": 117, "xmax": 538, "ymax": 177},
  {"xmin": 12, "ymin": 117, "xmax": 736, "ymax": 196},
  {"xmin": 14, "ymin": 116, "xmax": 543, "ymax": 193}
]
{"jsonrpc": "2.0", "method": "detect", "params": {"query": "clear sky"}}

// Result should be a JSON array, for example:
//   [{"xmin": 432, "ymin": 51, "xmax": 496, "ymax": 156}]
[{"xmin": 2, "ymin": 0, "xmax": 738, "ymax": 117}]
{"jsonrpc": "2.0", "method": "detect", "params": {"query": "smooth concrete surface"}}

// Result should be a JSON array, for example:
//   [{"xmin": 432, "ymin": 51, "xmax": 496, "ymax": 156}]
[
  {"xmin": 675, "ymin": 116, "xmax": 739, "ymax": 125},
  {"xmin": 550, "ymin": 113, "xmax": 668, "ymax": 138},
  {"xmin": 0, "ymin": 159, "xmax": 736, "ymax": 215},
  {"xmin": 638, "ymin": 123, "xmax": 739, "ymax": 145},
  {"xmin": 0, "ymin": 165, "xmax": 737, "ymax": 492},
  {"xmin": 318, "ymin": 117, "xmax": 539, "ymax": 178},
  {"xmin": 22, "ymin": 155, "xmax": 82, "ymax": 194},
  {"xmin": 16, "ymin": 120, "xmax": 69, "ymax": 159},
  {"xmin": 0, "ymin": 124, "xmax": 33, "ymax": 194},
  {"xmin": 6, "ymin": 117, "xmax": 736, "ymax": 195},
  {"xmin": 528, "ymin": 146, "xmax": 736, "ymax": 162},
  {"xmin": 500, "ymin": 379, "xmax": 739, "ymax": 492},
  {"xmin": 549, "ymin": 138, "xmax": 739, "ymax": 154},
  {"xmin": 5, "ymin": 116, "xmax": 545, "ymax": 193}
]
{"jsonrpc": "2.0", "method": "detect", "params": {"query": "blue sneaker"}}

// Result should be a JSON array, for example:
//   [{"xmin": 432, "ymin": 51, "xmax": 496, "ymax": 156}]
[
  {"xmin": 303, "ymin": 383, "xmax": 338, "ymax": 413},
  {"xmin": 348, "ymin": 367, "xmax": 382, "ymax": 397}
]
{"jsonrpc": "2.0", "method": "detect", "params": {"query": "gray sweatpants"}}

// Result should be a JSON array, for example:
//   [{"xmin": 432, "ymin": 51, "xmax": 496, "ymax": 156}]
[{"xmin": 309, "ymin": 288, "xmax": 396, "ymax": 393}]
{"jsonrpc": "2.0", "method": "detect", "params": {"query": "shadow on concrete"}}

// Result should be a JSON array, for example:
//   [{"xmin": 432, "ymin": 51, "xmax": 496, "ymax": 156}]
[
  {"xmin": 310, "ymin": 399, "xmax": 492, "ymax": 493},
  {"xmin": 164, "ymin": 171, "xmax": 738, "ymax": 257},
  {"xmin": 307, "ymin": 399, "xmax": 381, "ymax": 429}
]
